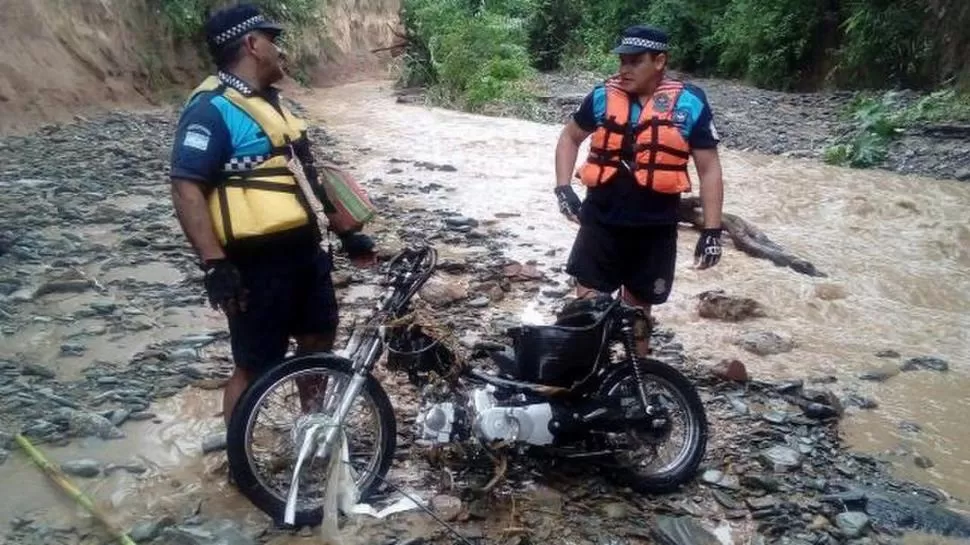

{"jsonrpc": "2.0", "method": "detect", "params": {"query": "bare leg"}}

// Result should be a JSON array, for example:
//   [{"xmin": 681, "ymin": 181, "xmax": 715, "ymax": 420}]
[
  {"xmin": 294, "ymin": 332, "xmax": 336, "ymax": 413},
  {"xmin": 223, "ymin": 366, "xmax": 252, "ymax": 427},
  {"xmin": 620, "ymin": 287, "xmax": 653, "ymax": 358}
]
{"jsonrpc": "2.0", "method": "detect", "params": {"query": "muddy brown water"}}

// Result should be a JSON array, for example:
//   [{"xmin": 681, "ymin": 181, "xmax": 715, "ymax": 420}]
[
  {"xmin": 301, "ymin": 81, "xmax": 970, "ymax": 500},
  {"xmin": 1, "ymin": 79, "xmax": 968, "ymax": 543}
]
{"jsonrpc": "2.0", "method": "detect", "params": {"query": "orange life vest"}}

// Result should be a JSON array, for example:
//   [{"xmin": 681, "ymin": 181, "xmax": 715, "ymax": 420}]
[{"xmin": 576, "ymin": 79, "xmax": 692, "ymax": 194}]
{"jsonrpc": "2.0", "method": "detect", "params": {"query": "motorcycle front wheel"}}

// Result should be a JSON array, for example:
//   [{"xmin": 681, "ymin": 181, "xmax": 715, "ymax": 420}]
[
  {"xmin": 226, "ymin": 353, "xmax": 396, "ymax": 527},
  {"xmin": 596, "ymin": 358, "xmax": 708, "ymax": 493}
]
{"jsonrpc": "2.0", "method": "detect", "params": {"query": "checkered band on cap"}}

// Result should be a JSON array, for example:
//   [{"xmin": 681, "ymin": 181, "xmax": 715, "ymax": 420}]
[
  {"xmin": 621, "ymin": 37, "xmax": 668, "ymax": 51},
  {"xmin": 213, "ymin": 15, "xmax": 265, "ymax": 46}
]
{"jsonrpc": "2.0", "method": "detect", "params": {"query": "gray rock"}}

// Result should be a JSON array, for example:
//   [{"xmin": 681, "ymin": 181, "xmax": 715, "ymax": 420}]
[
  {"xmin": 652, "ymin": 516, "xmax": 721, "ymax": 545},
  {"xmin": 0, "ymin": 448, "xmax": 8, "ymax": 465},
  {"xmin": 914, "ymin": 454, "xmax": 934, "ymax": 469},
  {"xmin": 61, "ymin": 408, "xmax": 125, "ymax": 439},
  {"xmin": 858, "ymin": 368, "xmax": 898, "ymax": 382},
  {"xmin": 901, "ymin": 356, "xmax": 948, "ymax": 372},
  {"xmin": 61, "ymin": 343, "xmax": 88, "ymax": 357},
  {"xmin": 741, "ymin": 474, "xmax": 781, "ymax": 492},
  {"xmin": 60, "ymin": 459, "xmax": 101, "ymax": 478},
  {"xmin": 128, "ymin": 516, "xmax": 176, "ymax": 542},
  {"xmin": 875, "ymin": 349, "xmax": 900, "ymax": 358},
  {"xmin": 170, "ymin": 348, "xmax": 200, "ymax": 363},
  {"xmin": 701, "ymin": 469, "xmax": 724, "ymax": 485},
  {"xmin": 759, "ymin": 445, "xmax": 803, "ymax": 471},
  {"xmin": 108, "ymin": 409, "xmax": 131, "ymax": 426},
  {"xmin": 835, "ymin": 512, "xmax": 870, "ymax": 538},
  {"xmin": 159, "ymin": 519, "xmax": 256, "ymax": 545},
  {"xmin": 202, "ymin": 433, "xmax": 227, "ymax": 454},
  {"xmin": 20, "ymin": 363, "xmax": 56, "ymax": 379},
  {"xmin": 735, "ymin": 330, "xmax": 795, "ymax": 356}
]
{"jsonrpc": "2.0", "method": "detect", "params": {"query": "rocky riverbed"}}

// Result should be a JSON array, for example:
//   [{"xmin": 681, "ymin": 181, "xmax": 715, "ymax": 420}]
[{"xmin": 2, "ymin": 102, "xmax": 970, "ymax": 545}]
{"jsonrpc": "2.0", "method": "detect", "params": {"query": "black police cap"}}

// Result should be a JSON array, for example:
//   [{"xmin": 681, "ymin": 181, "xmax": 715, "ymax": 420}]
[
  {"xmin": 612, "ymin": 25, "xmax": 669, "ymax": 55},
  {"xmin": 204, "ymin": 3, "xmax": 284, "ymax": 55}
]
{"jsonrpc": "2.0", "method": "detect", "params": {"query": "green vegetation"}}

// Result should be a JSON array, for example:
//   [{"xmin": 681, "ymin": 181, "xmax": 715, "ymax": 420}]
[
  {"xmin": 825, "ymin": 89, "xmax": 970, "ymax": 167},
  {"xmin": 154, "ymin": 0, "xmax": 325, "ymax": 84},
  {"xmin": 399, "ymin": 0, "xmax": 970, "ymax": 123}
]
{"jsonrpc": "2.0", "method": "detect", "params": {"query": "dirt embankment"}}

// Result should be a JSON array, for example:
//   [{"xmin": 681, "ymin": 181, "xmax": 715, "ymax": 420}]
[{"xmin": 0, "ymin": 0, "xmax": 401, "ymax": 135}]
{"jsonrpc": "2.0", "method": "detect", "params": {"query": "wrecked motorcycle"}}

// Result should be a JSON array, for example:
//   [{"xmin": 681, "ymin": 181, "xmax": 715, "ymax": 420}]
[{"xmin": 225, "ymin": 245, "xmax": 708, "ymax": 527}]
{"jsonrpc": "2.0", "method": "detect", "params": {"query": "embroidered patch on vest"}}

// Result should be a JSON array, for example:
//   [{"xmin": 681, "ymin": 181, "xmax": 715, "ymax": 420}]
[
  {"xmin": 182, "ymin": 128, "xmax": 210, "ymax": 151},
  {"xmin": 654, "ymin": 93, "xmax": 671, "ymax": 113}
]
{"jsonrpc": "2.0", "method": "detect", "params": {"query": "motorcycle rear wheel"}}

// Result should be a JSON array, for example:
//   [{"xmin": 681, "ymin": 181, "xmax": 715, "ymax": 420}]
[
  {"xmin": 596, "ymin": 358, "xmax": 708, "ymax": 493},
  {"xmin": 226, "ymin": 353, "xmax": 397, "ymax": 527}
]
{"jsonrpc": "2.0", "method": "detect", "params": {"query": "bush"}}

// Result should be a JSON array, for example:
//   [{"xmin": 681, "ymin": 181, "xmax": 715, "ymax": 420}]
[
  {"xmin": 712, "ymin": 0, "xmax": 825, "ymax": 89},
  {"xmin": 400, "ymin": 0, "xmax": 535, "ymax": 108},
  {"xmin": 527, "ymin": 0, "xmax": 581, "ymax": 71}
]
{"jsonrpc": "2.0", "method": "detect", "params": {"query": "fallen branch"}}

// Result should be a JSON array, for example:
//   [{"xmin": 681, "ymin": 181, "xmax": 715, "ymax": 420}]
[
  {"xmin": 678, "ymin": 196, "xmax": 827, "ymax": 277},
  {"xmin": 370, "ymin": 42, "xmax": 409, "ymax": 54},
  {"xmin": 14, "ymin": 434, "xmax": 137, "ymax": 545}
]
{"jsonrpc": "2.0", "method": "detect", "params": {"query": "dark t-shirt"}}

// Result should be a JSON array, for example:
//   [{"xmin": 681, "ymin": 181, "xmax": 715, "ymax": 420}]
[{"xmin": 571, "ymin": 81, "xmax": 720, "ymax": 226}]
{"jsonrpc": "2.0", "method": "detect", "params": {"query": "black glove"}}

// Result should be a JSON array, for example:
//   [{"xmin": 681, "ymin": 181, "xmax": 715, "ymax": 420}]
[
  {"xmin": 694, "ymin": 228, "xmax": 723, "ymax": 269},
  {"xmin": 202, "ymin": 258, "xmax": 247, "ymax": 315},
  {"xmin": 338, "ymin": 231, "xmax": 375, "ymax": 258},
  {"xmin": 554, "ymin": 185, "xmax": 582, "ymax": 222}
]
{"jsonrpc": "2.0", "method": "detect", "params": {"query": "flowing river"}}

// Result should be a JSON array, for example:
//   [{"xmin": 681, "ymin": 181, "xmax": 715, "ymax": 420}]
[{"xmin": 304, "ymin": 80, "xmax": 970, "ymax": 501}]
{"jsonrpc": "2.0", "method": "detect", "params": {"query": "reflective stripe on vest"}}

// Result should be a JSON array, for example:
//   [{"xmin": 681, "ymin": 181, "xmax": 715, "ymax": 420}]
[
  {"xmin": 576, "ymin": 79, "xmax": 692, "ymax": 194},
  {"xmin": 186, "ymin": 75, "xmax": 312, "ymax": 247}
]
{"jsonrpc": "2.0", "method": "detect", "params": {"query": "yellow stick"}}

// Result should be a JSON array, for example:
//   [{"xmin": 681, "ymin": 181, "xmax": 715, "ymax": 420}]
[{"xmin": 13, "ymin": 434, "xmax": 137, "ymax": 545}]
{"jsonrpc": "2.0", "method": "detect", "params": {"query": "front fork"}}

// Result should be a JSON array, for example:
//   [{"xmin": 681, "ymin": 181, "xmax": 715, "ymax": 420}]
[
  {"xmin": 283, "ymin": 327, "xmax": 385, "ymax": 524},
  {"xmin": 620, "ymin": 307, "xmax": 655, "ymax": 415}
]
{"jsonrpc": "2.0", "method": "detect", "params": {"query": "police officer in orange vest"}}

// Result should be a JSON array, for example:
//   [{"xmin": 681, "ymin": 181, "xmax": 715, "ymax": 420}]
[{"xmin": 554, "ymin": 25, "xmax": 724, "ymax": 356}]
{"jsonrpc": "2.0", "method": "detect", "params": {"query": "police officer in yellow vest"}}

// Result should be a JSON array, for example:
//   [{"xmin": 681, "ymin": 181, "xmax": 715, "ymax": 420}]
[
  {"xmin": 554, "ymin": 25, "xmax": 725, "ymax": 356},
  {"xmin": 169, "ymin": 4, "xmax": 376, "ymax": 425}
]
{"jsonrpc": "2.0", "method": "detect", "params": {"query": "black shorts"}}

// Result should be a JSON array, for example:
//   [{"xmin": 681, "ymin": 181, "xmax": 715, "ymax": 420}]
[
  {"xmin": 565, "ymin": 221, "xmax": 678, "ymax": 304},
  {"xmin": 226, "ymin": 247, "xmax": 339, "ymax": 373}
]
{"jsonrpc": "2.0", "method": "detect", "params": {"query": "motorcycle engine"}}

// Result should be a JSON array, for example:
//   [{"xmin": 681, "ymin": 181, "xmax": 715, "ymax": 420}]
[{"xmin": 415, "ymin": 387, "xmax": 556, "ymax": 446}]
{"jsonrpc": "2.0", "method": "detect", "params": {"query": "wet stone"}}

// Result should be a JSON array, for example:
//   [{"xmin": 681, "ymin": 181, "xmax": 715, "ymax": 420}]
[
  {"xmin": 763, "ymin": 411, "xmax": 789, "ymax": 424},
  {"xmin": 735, "ymin": 330, "xmax": 795, "ymax": 356},
  {"xmin": 61, "ymin": 408, "xmax": 125, "ymax": 440},
  {"xmin": 712, "ymin": 490, "xmax": 742, "ymax": 510},
  {"xmin": 875, "ymin": 349, "xmax": 900, "ymax": 358},
  {"xmin": 901, "ymin": 356, "xmax": 948, "ymax": 372},
  {"xmin": 858, "ymin": 368, "xmax": 897, "ymax": 382},
  {"xmin": 899, "ymin": 421, "xmax": 922, "ymax": 433},
  {"xmin": 760, "ymin": 446, "xmax": 803, "ymax": 471},
  {"xmin": 835, "ymin": 512, "xmax": 870, "ymax": 538},
  {"xmin": 914, "ymin": 454, "xmax": 934, "ymax": 469},
  {"xmin": 742, "ymin": 474, "xmax": 782, "ymax": 492},
  {"xmin": 653, "ymin": 516, "xmax": 721, "ymax": 545},
  {"xmin": 59, "ymin": 342, "xmax": 87, "ymax": 356},
  {"xmin": 159, "ymin": 519, "xmax": 256, "ymax": 545},
  {"xmin": 128, "ymin": 516, "xmax": 176, "ymax": 542},
  {"xmin": 202, "ymin": 433, "xmax": 227, "ymax": 454},
  {"xmin": 20, "ymin": 363, "xmax": 56, "ymax": 379},
  {"xmin": 60, "ymin": 459, "xmax": 101, "ymax": 478}
]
